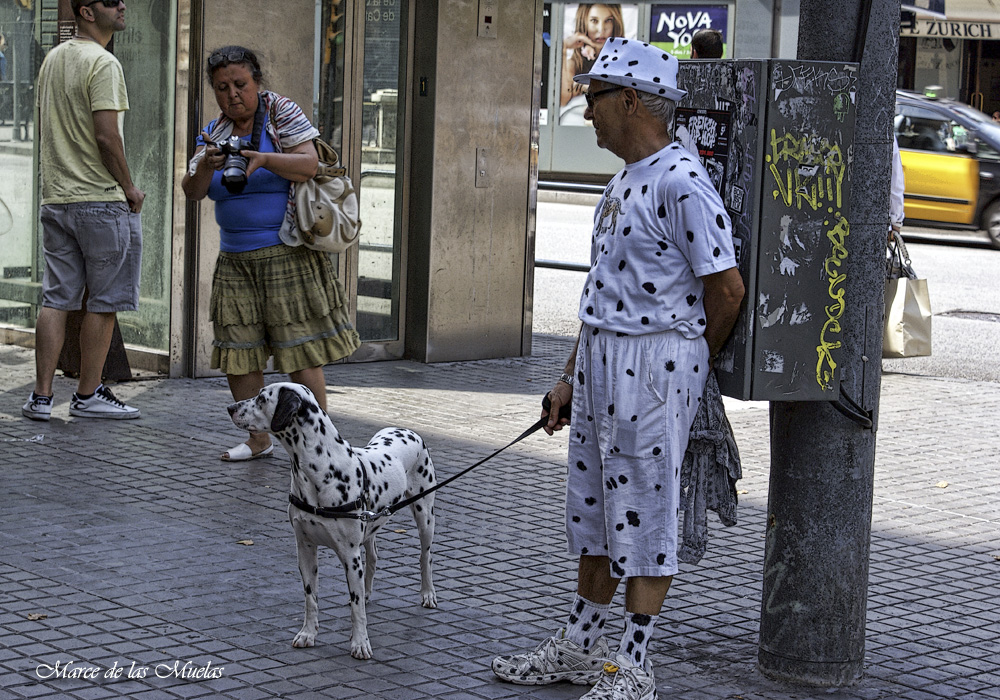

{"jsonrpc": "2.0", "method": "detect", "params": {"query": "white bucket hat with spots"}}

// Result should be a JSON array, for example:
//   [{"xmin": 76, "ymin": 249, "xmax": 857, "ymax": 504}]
[{"xmin": 574, "ymin": 37, "xmax": 687, "ymax": 102}]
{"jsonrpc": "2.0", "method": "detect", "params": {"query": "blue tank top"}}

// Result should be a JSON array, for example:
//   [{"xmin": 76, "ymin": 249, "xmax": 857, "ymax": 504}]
[{"xmin": 206, "ymin": 117, "xmax": 288, "ymax": 253}]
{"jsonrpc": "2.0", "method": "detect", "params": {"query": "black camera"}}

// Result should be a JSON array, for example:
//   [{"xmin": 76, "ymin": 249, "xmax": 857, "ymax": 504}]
[{"xmin": 215, "ymin": 135, "xmax": 251, "ymax": 194}]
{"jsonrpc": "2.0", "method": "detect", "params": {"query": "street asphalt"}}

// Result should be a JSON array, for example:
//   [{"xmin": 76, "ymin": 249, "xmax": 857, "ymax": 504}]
[{"xmin": 1, "ymin": 328, "xmax": 998, "ymax": 699}]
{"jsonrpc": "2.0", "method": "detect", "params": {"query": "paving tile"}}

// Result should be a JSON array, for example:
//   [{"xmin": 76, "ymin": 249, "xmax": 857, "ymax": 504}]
[{"xmin": 1, "ymin": 340, "xmax": 999, "ymax": 700}]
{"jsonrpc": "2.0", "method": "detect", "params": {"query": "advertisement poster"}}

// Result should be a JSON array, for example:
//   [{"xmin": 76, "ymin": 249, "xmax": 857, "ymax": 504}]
[
  {"xmin": 649, "ymin": 4, "xmax": 728, "ymax": 60},
  {"xmin": 674, "ymin": 107, "xmax": 731, "ymax": 198},
  {"xmin": 559, "ymin": 3, "xmax": 639, "ymax": 126}
]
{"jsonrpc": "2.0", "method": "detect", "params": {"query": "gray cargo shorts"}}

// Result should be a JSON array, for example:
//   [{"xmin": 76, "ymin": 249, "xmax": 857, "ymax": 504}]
[{"xmin": 40, "ymin": 202, "xmax": 142, "ymax": 313}]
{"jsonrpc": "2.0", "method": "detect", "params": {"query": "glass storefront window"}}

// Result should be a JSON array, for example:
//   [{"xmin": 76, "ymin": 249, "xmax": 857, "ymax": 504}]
[
  {"xmin": 0, "ymin": 3, "xmax": 39, "ymax": 331},
  {"xmin": 356, "ymin": 0, "xmax": 405, "ymax": 342},
  {"xmin": 0, "ymin": 0, "xmax": 176, "ymax": 352}
]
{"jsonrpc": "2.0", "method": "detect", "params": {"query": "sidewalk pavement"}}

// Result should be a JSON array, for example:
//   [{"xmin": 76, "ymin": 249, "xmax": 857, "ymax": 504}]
[{"xmin": 1, "ymin": 335, "xmax": 998, "ymax": 700}]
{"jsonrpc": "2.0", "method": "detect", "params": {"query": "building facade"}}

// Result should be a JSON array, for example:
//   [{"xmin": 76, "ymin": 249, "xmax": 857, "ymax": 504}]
[{"xmin": 7, "ymin": 1, "xmax": 973, "ymax": 376}]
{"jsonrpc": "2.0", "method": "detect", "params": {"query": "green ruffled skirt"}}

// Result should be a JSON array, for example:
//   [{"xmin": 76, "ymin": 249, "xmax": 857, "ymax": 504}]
[{"xmin": 210, "ymin": 244, "xmax": 361, "ymax": 375}]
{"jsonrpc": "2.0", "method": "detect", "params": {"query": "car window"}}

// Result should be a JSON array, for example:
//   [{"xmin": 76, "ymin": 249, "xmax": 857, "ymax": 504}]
[
  {"xmin": 976, "ymin": 136, "xmax": 1000, "ymax": 162},
  {"xmin": 895, "ymin": 104, "xmax": 969, "ymax": 154},
  {"xmin": 974, "ymin": 121, "xmax": 1000, "ymax": 151}
]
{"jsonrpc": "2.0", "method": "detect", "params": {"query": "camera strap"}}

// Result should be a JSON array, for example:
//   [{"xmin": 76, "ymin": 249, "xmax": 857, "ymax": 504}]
[{"xmin": 249, "ymin": 99, "xmax": 266, "ymax": 151}]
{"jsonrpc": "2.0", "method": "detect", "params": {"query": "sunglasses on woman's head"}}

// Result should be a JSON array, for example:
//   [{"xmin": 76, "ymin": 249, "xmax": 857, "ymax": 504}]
[{"xmin": 208, "ymin": 50, "xmax": 251, "ymax": 67}]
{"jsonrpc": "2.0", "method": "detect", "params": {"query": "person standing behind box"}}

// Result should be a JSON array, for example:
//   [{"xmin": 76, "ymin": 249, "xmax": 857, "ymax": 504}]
[
  {"xmin": 22, "ymin": 0, "xmax": 143, "ymax": 421},
  {"xmin": 690, "ymin": 28, "xmax": 724, "ymax": 59}
]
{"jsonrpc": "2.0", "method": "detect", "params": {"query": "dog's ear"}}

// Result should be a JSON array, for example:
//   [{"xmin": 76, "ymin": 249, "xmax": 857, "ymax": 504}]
[{"xmin": 271, "ymin": 387, "xmax": 303, "ymax": 432}]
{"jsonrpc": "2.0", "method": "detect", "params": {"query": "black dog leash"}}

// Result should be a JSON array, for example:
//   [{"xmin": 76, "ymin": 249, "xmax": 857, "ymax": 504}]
[{"xmin": 288, "ymin": 395, "xmax": 571, "ymax": 522}]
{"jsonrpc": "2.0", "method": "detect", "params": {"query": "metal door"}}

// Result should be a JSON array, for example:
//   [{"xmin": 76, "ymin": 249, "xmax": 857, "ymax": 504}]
[{"xmin": 333, "ymin": 0, "xmax": 411, "ymax": 361}]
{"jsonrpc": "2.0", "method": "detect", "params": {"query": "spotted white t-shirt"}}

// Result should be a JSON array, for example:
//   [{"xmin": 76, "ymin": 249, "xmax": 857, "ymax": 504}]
[{"xmin": 578, "ymin": 142, "xmax": 737, "ymax": 338}]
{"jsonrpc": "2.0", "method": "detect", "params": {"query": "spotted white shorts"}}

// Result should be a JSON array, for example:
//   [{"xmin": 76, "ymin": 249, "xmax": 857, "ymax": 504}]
[{"xmin": 566, "ymin": 325, "xmax": 709, "ymax": 579}]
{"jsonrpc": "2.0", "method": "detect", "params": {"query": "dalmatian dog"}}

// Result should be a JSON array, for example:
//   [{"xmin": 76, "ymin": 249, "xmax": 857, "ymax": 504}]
[{"xmin": 227, "ymin": 382, "xmax": 437, "ymax": 659}]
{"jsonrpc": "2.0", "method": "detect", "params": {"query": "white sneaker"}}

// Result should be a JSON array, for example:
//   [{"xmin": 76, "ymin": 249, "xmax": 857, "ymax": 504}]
[
  {"xmin": 492, "ymin": 631, "xmax": 610, "ymax": 685},
  {"xmin": 581, "ymin": 654, "xmax": 657, "ymax": 700},
  {"xmin": 22, "ymin": 392, "xmax": 53, "ymax": 421},
  {"xmin": 70, "ymin": 384, "xmax": 140, "ymax": 420}
]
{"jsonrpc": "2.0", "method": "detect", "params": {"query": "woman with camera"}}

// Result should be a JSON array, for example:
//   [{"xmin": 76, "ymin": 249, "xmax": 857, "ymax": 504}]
[{"xmin": 182, "ymin": 46, "xmax": 360, "ymax": 462}]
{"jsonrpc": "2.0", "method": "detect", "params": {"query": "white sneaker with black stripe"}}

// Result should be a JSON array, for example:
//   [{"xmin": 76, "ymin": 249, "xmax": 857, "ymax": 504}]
[
  {"xmin": 22, "ymin": 392, "xmax": 53, "ymax": 421},
  {"xmin": 70, "ymin": 384, "xmax": 140, "ymax": 420}
]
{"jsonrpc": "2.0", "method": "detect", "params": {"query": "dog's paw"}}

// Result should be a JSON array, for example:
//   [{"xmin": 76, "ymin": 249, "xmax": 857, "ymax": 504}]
[
  {"xmin": 350, "ymin": 636, "xmax": 373, "ymax": 660},
  {"xmin": 292, "ymin": 629, "xmax": 317, "ymax": 648},
  {"xmin": 421, "ymin": 589, "xmax": 437, "ymax": 609}
]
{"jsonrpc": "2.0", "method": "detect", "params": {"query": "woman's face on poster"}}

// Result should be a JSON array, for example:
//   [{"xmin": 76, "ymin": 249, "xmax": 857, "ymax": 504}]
[{"xmin": 586, "ymin": 5, "xmax": 618, "ymax": 46}]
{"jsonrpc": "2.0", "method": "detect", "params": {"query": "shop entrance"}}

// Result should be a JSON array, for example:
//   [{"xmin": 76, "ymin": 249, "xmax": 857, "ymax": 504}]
[
  {"xmin": 322, "ymin": 0, "xmax": 410, "ymax": 361},
  {"xmin": 964, "ymin": 39, "xmax": 1000, "ymax": 116}
]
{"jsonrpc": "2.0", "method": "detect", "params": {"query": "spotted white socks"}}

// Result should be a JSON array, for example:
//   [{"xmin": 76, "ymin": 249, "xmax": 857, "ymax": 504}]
[
  {"xmin": 620, "ymin": 612, "xmax": 658, "ymax": 667},
  {"xmin": 565, "ymin": 595, "xmax": 610, "ymax": 651}
]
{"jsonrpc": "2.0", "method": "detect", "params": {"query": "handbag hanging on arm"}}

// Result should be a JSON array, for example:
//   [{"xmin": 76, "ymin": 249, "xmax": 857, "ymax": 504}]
[
  {"xmin": 883, "ymin": 230, "xmax": 932, "ymax": 358},
  {"xmin": 269, "ymin": 98, "xmax": 361, "ymax": 254},
  {"xmin": 294, "ymin": 137, "xmax": 361, "ymax": 254}
]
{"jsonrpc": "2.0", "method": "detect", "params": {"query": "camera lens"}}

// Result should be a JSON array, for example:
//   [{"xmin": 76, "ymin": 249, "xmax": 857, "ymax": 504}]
[
  {"xmin": 219, "ymin": 137, "xmax": 250, "ymax": 194},
  {"xmin": 221, "ymin": 155, "xmax": 249, "ymax": 194}
]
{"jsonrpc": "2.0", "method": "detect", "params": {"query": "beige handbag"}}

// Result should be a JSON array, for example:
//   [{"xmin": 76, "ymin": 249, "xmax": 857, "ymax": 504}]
[
  {"xmin": 294, "ymin": 137, "xmax": 361, "ymax": 254},
  {"xmin": 883, "ymin": 232, "xmax": 931, "ymax": 358}
]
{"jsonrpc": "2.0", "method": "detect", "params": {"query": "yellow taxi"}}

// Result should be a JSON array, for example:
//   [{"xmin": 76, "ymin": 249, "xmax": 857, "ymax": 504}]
[{"xmin": 895, "ymin": 89, "xmax": 1000, "ymax": 249}]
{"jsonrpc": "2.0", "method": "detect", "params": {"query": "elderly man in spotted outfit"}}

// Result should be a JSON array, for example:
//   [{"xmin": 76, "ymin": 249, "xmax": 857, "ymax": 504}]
[{"xmin": 492, "ymin": 38, "xmax": 744, "ymax": 700}]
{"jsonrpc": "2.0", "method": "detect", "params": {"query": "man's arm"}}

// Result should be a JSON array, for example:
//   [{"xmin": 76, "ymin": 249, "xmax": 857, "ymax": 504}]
[
  {"xmin": 93, "ymin": 109, "xmax": 145, "ymax": 213},
  {"xmin": 542, "ymin": 324, "xmax": 581, "ymax": 435},
  {"xmin": 701, "ymin": 267, "xmax": 745, "ymax": 360}
]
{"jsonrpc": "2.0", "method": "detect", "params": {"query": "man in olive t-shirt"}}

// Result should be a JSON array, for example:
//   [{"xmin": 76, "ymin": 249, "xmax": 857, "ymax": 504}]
[{"xmin": 22, "ymin": 0, "xmax": 145, "ymax": 422}]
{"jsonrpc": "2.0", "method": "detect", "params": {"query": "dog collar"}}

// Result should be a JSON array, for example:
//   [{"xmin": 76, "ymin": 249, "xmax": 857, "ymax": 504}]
[{"xmin": 288, "ymin": 492, "xmax": 372, "ymax": 520}]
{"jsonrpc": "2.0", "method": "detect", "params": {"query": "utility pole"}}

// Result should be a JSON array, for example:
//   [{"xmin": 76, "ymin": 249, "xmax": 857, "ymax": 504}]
[{"xmin": 758, "ymin": 0, "xmax": 900, "ymax": 686}]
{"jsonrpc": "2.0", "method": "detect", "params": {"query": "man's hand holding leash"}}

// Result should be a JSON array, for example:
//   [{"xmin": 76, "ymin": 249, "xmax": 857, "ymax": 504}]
[{"xmin": 543, "ymin": 374, "xmax": 573, "ymax": 435}]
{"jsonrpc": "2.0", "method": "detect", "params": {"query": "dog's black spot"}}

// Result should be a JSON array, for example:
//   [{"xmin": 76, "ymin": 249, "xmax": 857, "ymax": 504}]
[
  {"xmin": 626, "ymin": 511, "xmax": 641, "ymax": 527},
  {"xmin": 304, "ymin": 585, "xmax": 312, "ymax": 595}
]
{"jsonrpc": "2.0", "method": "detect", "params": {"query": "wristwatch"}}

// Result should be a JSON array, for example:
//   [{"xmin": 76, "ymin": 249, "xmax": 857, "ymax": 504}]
[{"xmin": 558, "ymin": 372, "xmax": 574, "ymax": 387}]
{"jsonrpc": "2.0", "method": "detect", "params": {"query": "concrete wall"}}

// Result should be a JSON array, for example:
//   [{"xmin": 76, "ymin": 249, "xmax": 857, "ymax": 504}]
[
  {"xmin": 189, "ymin": 0, "xmax": 316, "ymax": 376},
  {"xmin": 407, "ymin": 0, "xmax": 540, "ymax": 362}
]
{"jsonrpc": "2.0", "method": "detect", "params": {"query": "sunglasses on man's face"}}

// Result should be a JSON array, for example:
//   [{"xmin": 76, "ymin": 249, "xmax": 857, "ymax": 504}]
[
  {"xmin": 84, "ymin": 0, "xmax": 124, "ymax": 8},
  {"xmin": 585, "ymin": 86, "xmax": 624, "ymax": 109}
]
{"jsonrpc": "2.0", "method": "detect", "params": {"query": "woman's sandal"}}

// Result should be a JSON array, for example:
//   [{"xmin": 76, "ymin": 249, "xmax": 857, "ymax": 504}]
[{"xmin": 221, "ymin": 442, "xmax": 274, "ymax": 462}]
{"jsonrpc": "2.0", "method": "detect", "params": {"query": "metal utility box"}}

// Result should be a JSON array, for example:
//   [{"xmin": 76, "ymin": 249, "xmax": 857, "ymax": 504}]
[{"xmin": 676, "ymin": 60, "xmax": 858, "ymax": 402}]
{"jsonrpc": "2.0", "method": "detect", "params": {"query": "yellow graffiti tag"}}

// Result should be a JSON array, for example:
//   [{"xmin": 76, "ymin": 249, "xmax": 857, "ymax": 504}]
[
  {"xmin": 816, "ymin": 214, "xmax": 849, "ymax": 390},
  {"xmin": 767, "ymin": 130, "xmax": 846, "ymax": 210}
]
